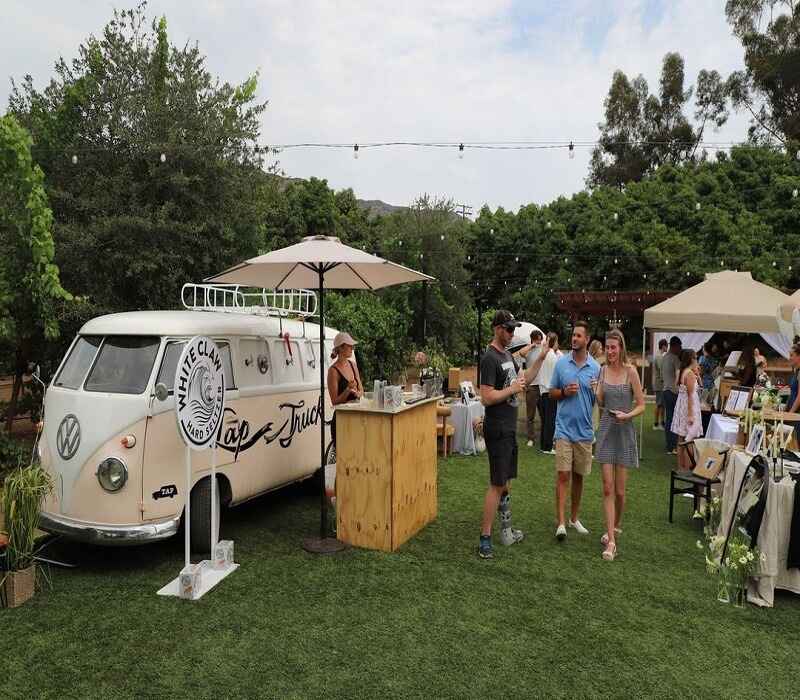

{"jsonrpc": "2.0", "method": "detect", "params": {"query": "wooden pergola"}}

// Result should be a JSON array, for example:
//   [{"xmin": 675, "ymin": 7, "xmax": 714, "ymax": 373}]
[{"xmin": 554, "ymin": 290, "xmax": 675, "ymax": 321}]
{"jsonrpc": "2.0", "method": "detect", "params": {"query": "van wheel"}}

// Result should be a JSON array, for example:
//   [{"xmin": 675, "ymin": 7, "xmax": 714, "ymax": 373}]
[{"xmin": 189, "ymin": 477, "xmax": 221, "ymax": 553}]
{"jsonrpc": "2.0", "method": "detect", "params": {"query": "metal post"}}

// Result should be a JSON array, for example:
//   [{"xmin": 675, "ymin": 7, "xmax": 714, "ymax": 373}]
[
  {"xmin": 185, "ymin": 445, "xmax": 191, "ymax": 568},
  {"xmin": 640, "ymin": 326, "xmax": 646, "ymax": 460}
]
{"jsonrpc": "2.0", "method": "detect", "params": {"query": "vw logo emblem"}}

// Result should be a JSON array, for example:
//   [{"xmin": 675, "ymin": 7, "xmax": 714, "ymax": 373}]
[{"xmin": 56, "ymin": 414, "xmax": 81, "ymax": 460}]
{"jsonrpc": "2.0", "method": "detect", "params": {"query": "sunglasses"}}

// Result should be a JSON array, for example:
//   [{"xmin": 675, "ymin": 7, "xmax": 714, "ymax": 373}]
[{"xmin": 501, "ymin": 324, "xmax": 517, "ymax": 332}]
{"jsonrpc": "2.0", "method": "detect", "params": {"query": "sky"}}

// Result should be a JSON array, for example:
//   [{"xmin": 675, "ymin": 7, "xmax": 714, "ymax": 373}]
[{"xmin": 1, "ymin": 0, "xmax": 754, "ymax": 212}]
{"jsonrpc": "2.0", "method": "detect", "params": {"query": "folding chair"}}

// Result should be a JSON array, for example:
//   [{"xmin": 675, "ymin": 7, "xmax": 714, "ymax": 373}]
[{"xmin": 669, "ymin": 438, "xmax": 731, "ymax": 523}]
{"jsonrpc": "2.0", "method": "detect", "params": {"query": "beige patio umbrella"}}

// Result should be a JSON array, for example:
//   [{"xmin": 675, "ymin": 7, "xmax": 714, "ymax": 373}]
[{"xmin": 206, "ymin": 235, "xmax": 434, "ymax": 553}]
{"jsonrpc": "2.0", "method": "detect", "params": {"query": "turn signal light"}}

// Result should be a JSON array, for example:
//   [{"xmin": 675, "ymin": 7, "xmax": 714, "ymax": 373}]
[{"xmin": 121, "ymin": 435, "xmax": 136, "ymax": 449}]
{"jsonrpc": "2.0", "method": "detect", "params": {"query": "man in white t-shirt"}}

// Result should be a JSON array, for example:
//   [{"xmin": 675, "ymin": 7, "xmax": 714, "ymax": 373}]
[
  {"xmin": 514, "ymin": 329, "xmax": 544, "ymax": 447},
  {"xmin": 536, "ymin": 332, "xmax": 561, "ymax": 454}
]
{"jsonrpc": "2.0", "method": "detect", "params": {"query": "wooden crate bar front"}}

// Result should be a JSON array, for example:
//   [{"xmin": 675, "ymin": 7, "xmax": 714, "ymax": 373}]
[{"xmin": 336, "ymin": 400, "xmax": 437, "ymax": 551}]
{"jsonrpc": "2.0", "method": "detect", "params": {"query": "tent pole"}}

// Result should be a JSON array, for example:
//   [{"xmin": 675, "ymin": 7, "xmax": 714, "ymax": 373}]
[{"xmin": 640, "ymin": 326, "xmax": 646, "ymax": 460}]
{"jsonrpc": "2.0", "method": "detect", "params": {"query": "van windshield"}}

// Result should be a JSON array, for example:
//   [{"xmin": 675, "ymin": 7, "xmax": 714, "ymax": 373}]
[
  {"xmin": 54, "ymin": 336, "xmax": 103, "ymax": 389},
  {"xmin": 84, "ymin": 336, "xmax": 160, "ymax": 394}
]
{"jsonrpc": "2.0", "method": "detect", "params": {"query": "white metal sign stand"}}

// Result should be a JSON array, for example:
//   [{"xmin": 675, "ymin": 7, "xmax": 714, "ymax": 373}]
[{"xmin": 157, "ymin": 336, "xmax": 237, "ymax": 600}]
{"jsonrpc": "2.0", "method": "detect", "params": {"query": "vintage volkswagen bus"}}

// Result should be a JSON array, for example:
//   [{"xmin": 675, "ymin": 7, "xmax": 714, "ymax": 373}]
[{"xmin": 38, "ymin": 285, "xmax": 337, "ymax": 549}]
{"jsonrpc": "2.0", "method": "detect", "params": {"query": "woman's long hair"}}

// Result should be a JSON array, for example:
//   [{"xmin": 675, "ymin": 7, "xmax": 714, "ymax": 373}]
[
  {"xmin": 604, "ymin": 329, "xmax": 628, "ymax": 366},
  {"xmin": 546, "ymin": 331, "xmax": 559, "ymax": 350},
  {"xmin": 679, "ymin": 349, "xmax": 696, "ymax": 372}
]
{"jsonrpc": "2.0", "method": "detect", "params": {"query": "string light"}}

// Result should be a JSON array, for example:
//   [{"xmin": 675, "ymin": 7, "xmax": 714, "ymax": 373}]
[
  {"xmin": 793, "ymin": 189, "xmax": 798, "ymax": 198},
  {"xmin": 546, "ymin": 221, "xmax": 552, "ymax": 229},
  {"xmin": 70, "ymin": 154, "xmax": 78, "ymax": 165},
  {"xmin": 695, "ymin": 202, "xmax": 701, "ymax": 211},
  {"xmin": 159, "ymin": 153, "xmax": 166, "ymax": 163},
  {"xmin": 613, "ymin": 212, "xmax": 618, "ymax": 222},
  {"xmin": 353, "ymin": 144, "xmax": 359, "ymax": 159},
  {"xmin": 458, "ymin": 143, "xmax": 464, "ymax": 159},
  {"xmin": 440, "ymin": 234, "xmax": 445, "ymax": 240},
  {"xmin": 568, "ymin": 141, "xmax": 574, "ymax": 160},
  {"xmin": 398, "ymin": 240, "xmax": 403, "ymax": 246}
]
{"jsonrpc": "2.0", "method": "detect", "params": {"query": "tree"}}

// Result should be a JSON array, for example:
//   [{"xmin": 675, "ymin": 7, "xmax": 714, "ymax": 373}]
[
  {"xmin": 589, "ymin": 53, "xmax": 729, "ymax": 188},
  {"xmin": 0, "ymin": 115, "xmax": 71, "ymax": 430},
  {"xmin": 726, "ymin": 0, "xmax": 800, "ymax": 144},
  {"xmin": 7, "ymin": 3, "xmax": 268, "ymax": 316}
]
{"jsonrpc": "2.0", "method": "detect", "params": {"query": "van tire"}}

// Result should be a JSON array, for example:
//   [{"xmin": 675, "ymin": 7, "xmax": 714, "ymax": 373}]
[{"xmin": 189, "ymin": 477, "xmax": 221, "ymax": 553}]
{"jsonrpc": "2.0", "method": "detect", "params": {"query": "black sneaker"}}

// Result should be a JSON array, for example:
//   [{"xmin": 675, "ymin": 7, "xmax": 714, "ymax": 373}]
[{"xmin": 478, "ymin": 538, "xmax": 494, "ymax": 559}]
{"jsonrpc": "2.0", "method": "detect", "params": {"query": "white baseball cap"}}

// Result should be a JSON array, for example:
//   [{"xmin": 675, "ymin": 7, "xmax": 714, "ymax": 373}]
[{"xmin": 332, "ymin": 331, "xmax": 358, "ymax": 348}]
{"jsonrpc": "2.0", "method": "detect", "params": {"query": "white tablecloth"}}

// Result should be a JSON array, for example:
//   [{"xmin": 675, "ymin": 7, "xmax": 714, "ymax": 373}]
[
  {"xmin": 718, "ymin": 450, "xmax": 800, "ymax": 607},
  {"xmin": 449, "ymin": 401, "xmax": 485, "ymax": 455},
  {"xmin": 705, "ymin": 414, "xmax": 740, "ymax": 446}
]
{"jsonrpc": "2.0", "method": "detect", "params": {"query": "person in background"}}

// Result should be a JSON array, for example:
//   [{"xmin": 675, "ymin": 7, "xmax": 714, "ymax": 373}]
[
  {"xmin": 514, "ymin": 329, "xmax": 544, "ymax": 448},
  {"xmin": 737, "ymin": 344, "xmax": 758, "ymax": 388},
  {"xmin": 594, "ymin": 330, "xmax": 645, "ymax": 562},
  {"xmin": 698, "ymin": 341, "xmax": 719, "ymax": 396},
  {"xmin": 652, "ymin": 339, "xmax": 668, "ymax": 430},
  {"xmin": 549, "ymin": 320, "xmax": 600, "ymax": 541},
  {"xmin": 537, "ymin": 332, "xmax": 561, "ymax": 455},
  {"xmin": 788, "ymin": 343, "xmax": 800, "ymax": 443},
  {"xmin": 589, "ymin": 339, "xmax": 605, "ymax": 440},
  {"xmin": 478, "ymin": 310, "xmax": 525, "ymax": 559},
  {"xmin": 662, "ymin": 336, "xmax": 682, "ymax": 455},
  {"xmin": 671, "ymin": 349, "xmax": 702, "ymax": 471}
]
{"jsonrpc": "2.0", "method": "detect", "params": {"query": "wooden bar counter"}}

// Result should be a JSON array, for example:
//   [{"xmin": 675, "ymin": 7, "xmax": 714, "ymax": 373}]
[{"xmin": 334, "ymin": 396, "xmax": 439, "ymax": 551}]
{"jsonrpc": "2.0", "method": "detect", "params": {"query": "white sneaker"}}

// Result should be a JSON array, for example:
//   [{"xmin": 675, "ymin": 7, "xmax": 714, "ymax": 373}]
[
  {"xmin": 569, "ymin": 519, "xmax": 589, "ymax": 535},
  {"xmin": 526, "ymin": 440, "xmax": 534, "ymax": 447},
  {"xmin": 555, "ymin": 524, "xmax": 567, "ymax": 541},
  {"xmin": 543, "ymin": 449, "xmax": 556, "ymax": 455}
]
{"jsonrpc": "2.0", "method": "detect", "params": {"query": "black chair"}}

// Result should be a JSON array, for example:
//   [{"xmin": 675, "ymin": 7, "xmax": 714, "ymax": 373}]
[{"xmin": 669, "ymin": 438, "xmax": 731, "ymax": 523}]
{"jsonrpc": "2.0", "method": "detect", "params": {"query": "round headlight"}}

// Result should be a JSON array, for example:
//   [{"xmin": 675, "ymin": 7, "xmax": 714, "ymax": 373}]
[{"xmin": 96, "ymin": 457, "xmax": 128, "ymax": 492}]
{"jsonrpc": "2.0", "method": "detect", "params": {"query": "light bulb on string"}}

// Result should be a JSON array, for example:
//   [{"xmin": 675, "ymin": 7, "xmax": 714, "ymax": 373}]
[
  {"xmin": 720, "ymin": 260, "xmax": 724, "ymax": 266},
  {"xmin": 489, "ymin": 228, "xmax": 494, "ymax": 235},
  {"xmin": 515, "ymin": 256, "xmax": 519, "ymax": 262},
  {"xmin": 458, "ymin": 143, "xmax": 464, "ymax": 159},
  {"xmin": 695, "ymin": 202, "xmax": 701, "ymax": 211},
  {"xmin": 665, "ymin": 259, "xmax": 669, "ymax": 265},
  {"xmin": 419, "ymin": 253, "xmax": 424, "ymax": 259},
  {"xmin": 772, "ymin": 261, "xmax": 776, "ymax": 267},
  {"xmin": 353, "ymin": 144, "xmax": 359, "ymax": 159},
  {"xmin": 160, "ymin": 153, "xmax": 166, "ymax": 163},
  {"xmin": 643, "ymin": 273, "xmax": 647, "ymax": 279},
  {"xmin": 613, "ymin": 212, "xmax": 618, "ymax": 222},
  {"xmin": 793, "ymin": 189, "xmax": 798, "ymax": 199},
  {"xmin": 568, "ymin": 141, "xmax": 574, "ymax": 160},
  {"xmin": 614, "ymin": 257, "xmax": 618, "ymax": 264},
  {"xmin": 440, "ymin": 234, "xmax": 445, "ymax": 241},
  {"xmin": 546, "ymin": 221, "xmax": 552, "ymax": 229},
  {"xmin": 70, "ymin": 154, "xmax": 78, "ymax": 165}
]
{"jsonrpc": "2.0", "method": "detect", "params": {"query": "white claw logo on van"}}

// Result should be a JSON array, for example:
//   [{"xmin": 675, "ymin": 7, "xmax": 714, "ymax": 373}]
[
  {"xmin": 174, "ymin": 337, "xmax": 226, "ymax": 450},
  {"xmin": 56, "ymin": 414, "xmax": 81, "ymax": 460}
]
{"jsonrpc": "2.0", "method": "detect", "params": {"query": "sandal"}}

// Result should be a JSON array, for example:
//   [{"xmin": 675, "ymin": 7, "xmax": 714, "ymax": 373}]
[
  {"xmin": 602, "ymin": 541, "xmax": 617, "ymax": 561},
  {"xmin": 600, "ymin": 528, "xmax": 622, "ymax": 546}
]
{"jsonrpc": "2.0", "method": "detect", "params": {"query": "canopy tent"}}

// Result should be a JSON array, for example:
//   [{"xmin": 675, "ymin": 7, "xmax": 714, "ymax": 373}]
[
  {"xmin": 637, "ymin": 271, "xmax": 791, "ymax": 459},
  {"xmin": 778, "ymin": 289, "xmax": 800, "ymax": 347},
  {"xmin": 643, "ymin": 270, "xmax": 792, "ymax": 358}
]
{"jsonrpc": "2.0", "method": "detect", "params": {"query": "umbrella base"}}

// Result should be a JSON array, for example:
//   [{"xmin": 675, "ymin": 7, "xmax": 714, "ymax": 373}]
[{"xmin": 302, "ymin": 537, "xmax": 349, "ymax": 555}]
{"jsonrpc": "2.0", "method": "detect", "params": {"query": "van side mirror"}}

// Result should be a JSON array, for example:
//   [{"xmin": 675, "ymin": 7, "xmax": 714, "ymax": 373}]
[{"xmin": 154, "ymin": 383, "xmax": 169, "ymax": 401}]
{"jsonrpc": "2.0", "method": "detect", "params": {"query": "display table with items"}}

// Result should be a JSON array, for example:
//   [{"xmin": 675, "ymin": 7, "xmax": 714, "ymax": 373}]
[
  {"xmin": 718, "ymin": 448, "xmax": 800, "ymax": 607},
  {"xmin": 705, "ymin": 414, "xmax": 741, "ymax": 446},
  {"xmin": 334, "ymin": 395, "xmax": 439, "ymax": 552},
  {"xmin": 448, "ymin": 400, "xmax": 485, "ymax": 455}
]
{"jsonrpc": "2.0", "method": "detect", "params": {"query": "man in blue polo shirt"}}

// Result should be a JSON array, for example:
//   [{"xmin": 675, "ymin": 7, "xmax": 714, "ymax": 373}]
[{"xmin": 549, "ymin": 320, "xmax": 600, "ymax": 541}]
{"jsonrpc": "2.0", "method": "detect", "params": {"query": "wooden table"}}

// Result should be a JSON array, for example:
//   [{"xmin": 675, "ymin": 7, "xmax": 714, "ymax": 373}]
[{"xmin": 334, "ymin": 396, "xmax": 439, "ymax": 551}]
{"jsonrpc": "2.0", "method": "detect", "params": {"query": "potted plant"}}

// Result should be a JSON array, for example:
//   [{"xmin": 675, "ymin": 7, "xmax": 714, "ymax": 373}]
[{"xmin": 1, "ymin": 464, "xmax": 52, "ymax": 608}]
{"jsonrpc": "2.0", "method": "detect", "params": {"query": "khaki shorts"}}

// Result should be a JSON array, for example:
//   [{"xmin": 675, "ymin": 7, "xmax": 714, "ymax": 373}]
[{"xmin": 555, "ymin": 439, "xmax": 592, "ymax": 476}]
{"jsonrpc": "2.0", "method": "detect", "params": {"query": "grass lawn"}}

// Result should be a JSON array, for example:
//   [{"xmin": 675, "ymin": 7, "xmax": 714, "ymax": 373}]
[{"xmin": 2, "ymin": 406, "xmax": 799, "ymax": 699}]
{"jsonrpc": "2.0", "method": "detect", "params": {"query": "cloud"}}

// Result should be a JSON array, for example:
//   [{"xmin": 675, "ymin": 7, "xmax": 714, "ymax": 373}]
[{"xmin": 2, "ymin": 0, "xmax": 751, "ymax": 211}]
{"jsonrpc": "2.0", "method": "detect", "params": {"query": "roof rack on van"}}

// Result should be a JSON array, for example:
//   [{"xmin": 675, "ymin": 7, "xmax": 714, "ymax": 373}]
[{"xmin": 181, "ymin": 283, "xmax": 318, "ymax": 319}]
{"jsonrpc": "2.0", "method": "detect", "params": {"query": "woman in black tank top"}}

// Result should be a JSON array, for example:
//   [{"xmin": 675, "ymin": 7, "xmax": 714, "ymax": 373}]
[{"xmin": 327, "ymin": 332, "xmax": 363, "ymax": 446}]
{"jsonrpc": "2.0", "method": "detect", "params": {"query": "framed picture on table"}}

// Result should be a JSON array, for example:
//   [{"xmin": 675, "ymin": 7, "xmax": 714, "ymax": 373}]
[{"xmin": 745, "ymin": 423, "xmax": 765, "ymax": 456}]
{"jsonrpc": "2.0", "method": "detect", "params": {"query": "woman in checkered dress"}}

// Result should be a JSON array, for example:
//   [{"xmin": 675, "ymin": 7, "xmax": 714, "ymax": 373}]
[{"xmin": 594, "ymin": 330, "xmax": 646, "ymax": 561}]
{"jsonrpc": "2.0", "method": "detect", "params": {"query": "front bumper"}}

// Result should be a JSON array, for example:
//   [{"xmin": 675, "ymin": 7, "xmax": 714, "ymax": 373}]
[{"xmin": 39, "ymin": 511, "xmax": 181, "ymax": 546}]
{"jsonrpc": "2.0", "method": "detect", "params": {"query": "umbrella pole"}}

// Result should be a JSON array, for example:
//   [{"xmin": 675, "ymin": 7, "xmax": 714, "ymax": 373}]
[
  {"xmin": 318, "ymin": 270, "xmax": 327, "ymax": 539},
  {"xmin": 303, "ymin": 267, "xmax": 347, "ymax": 554}
]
